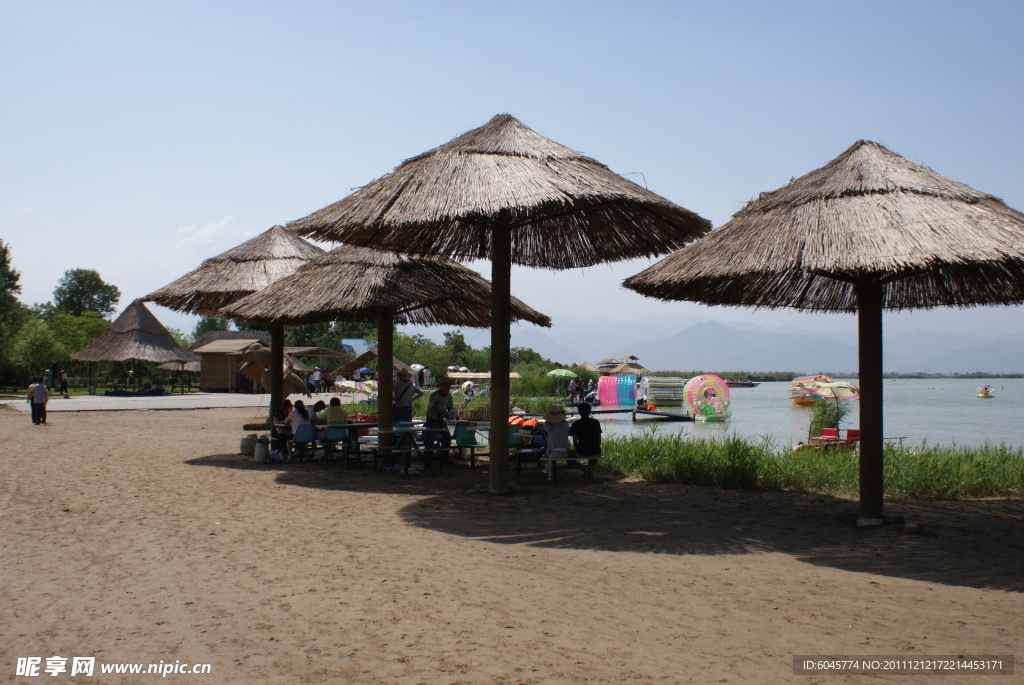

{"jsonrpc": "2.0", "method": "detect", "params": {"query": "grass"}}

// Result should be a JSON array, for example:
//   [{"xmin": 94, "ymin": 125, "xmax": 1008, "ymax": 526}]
[{"xmin": 601, "ymin": 430, "xmax": 1024, "ymax": 500}]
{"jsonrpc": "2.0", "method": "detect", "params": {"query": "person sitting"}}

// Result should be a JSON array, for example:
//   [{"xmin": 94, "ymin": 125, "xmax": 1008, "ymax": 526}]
[
  {"xmin": 272, "ymin": 399, "xmax": 294, "ymax": 459},
  {"xmin": 312, "ymin": 400, "xmax": 327, "ymax": 416},
  {"xmin": 569, "ymin": 402, "xmax": 602, "ymax": 476},
  {"xmin": 319, "ymin": 396, "xmax": 348, "ymax": 425},
  {"xmin": 287, "ymin": 400, "xmax": 316, "ymax": 460},
  {"xmin": 538, "ymin": 405, "xmax": 571, "ymax": 480}
]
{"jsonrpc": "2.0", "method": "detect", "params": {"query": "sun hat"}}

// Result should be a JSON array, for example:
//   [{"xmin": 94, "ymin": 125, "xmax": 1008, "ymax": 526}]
[
  {"xmin": 544, "ymin": 405, "xmax": 566, "ymax": 424},
  {"xmin": 398, "ymin": 368, "xmax": 412, "ymax": 378}
]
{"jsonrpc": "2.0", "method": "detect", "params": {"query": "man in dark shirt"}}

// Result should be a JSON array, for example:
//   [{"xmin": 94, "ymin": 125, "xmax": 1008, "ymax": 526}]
[{"xmin": 569, "ymin": 402, "xmax": 602, "ymax": 465}]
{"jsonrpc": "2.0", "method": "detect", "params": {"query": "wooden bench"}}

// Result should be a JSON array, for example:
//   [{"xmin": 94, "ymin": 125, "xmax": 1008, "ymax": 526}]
[{"xmin": 541, "ymin": 450, "xmax": 603, "ymax": 480}]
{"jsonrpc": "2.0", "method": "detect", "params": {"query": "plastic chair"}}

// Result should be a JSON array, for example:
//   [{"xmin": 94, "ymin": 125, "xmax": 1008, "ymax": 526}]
[
  {"xmin": 841, "ymin": 428, "xmax": 861, "ymax": 449},
  {"xmin": 291, "ymin": 424, "xmax": 319, "ymax": 461},
  {"xmin": 321, "ymin": 425, "xmax": 355, "ymax": 464},
  {"xmin": 511, "ymin": 428, "xmax": 545, "ymax": 474},
  {"xmin": 454, "ymin": 421, "xmax": 486, "ymax": 468},
  {"xmin": 811, "ymin": 427, "xmax": 840, "ymax": 447}
]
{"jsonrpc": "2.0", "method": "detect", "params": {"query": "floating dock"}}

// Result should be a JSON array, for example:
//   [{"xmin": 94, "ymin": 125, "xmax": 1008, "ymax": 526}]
[{"xmin": 631, "ymin": 408, "xmax": 694, "ymax": 422}]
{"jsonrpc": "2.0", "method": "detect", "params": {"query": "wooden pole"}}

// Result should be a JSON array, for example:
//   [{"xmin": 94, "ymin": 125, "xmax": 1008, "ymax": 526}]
[
  {"xmin": 269, "ymin": 325, "xmax": 284, "ymax": 426},
  {"xmin": 488, "ymin": 212, "xmax": 511, "ymax": 494},
  {"xmin": 856, "ymin": 281, "xmax": 885, "ymax": 522},
  {"xmin": 376, "ymin": 314, "xmax": 395, "ymax": 458}
]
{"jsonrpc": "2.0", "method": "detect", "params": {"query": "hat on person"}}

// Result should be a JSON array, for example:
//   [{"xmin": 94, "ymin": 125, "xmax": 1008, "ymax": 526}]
[
  {"xmin": 544, "ymin": 405, "xmax": 566, "ymax": 424},
  {"xmin": 398, "ymin": 368, "xmax": 412, "ymax": 378}
]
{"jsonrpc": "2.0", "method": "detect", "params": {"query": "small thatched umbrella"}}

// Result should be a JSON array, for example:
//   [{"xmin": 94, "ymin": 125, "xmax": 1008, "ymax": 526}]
[
  {"xmin": 287, "ymin": 114, "xmax": 709, "ymax": 492},
  {"xmin": 624, "ymin": 140, "xmax": 1024, "ymax": 522},
  {"xmin": 70, "ymin": 299, "xmax": 200, "ymax": 392},
  {"xmin": 219, "ymin": 244, "xmax": 551, "ymax": 454},
  {"xmin": 145, "ymin": 225, "xmax": 324, "ymax": 419}
]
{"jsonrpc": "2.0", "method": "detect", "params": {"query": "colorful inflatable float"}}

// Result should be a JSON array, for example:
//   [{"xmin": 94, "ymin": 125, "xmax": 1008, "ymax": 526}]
[
  {"xmin": 977, "ymin": 385, "xmax": 996, "ymax": 398},
  {"xmin": 684, "ymin": 374, "xmax": 731, "ymax": 422},
  {"xmin": 788, "ymin": 375, "xmax": 833, "ymax": 406},
  {"xmin": 597, "ymin": 374, "xmax": 636, "ymax": 406}
]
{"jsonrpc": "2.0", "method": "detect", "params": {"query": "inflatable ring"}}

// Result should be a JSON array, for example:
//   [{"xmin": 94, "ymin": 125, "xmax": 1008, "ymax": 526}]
[{"xmin": 684, "ymin": 374, "xmax": 732, "ymax": 420}]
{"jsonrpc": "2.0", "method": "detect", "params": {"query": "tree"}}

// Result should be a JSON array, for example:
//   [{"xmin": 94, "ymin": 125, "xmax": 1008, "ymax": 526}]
[
  {"xmin": 11, "ymin": 319, "xmax": 67, "ymax": 375},
  {"xmin": 0, "ymin": 239, "xmax": 20, "ymax": 316},
  {"xmin": 53, "ymin": 268, "xmax": 121, "ymax": 318},
  {"xmin": 48, "ymin": 310, "xmax": 109, "ymax": 357},
  {"xmin": 192, "ymin": 316, "xmax": 230, "ymax": 339}
]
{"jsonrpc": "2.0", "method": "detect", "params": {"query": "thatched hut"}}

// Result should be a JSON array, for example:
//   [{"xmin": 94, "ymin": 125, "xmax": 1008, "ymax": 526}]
[
  {"xmin": 625, "ymin": 140, "xmax": 1024, "ymax": 522},
  {"xmin": 69, "ymin": 300, "xmax": 200, "ymax": 392},
  {"xmin": 191, "ymin": 338, "xmax": 266, "ymax": 392},
  {"xmin": 285, "ymin": 114, "xmax": 708, "ymax": 493}
]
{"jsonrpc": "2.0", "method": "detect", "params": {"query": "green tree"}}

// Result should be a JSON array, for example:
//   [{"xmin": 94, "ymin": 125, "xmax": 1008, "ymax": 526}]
[
  {"xmin": 0, "ymin": 239, "xmax": 21, "ymax": 320},
  {"xmin": 284, "ymin": 321, "xmax": 376, "ymax": 350},
  {"xmin": 48, "ymin": 310, "xmax": 109, "ymax": 357},
  {"xmin": 53, "ymin": 268, "xmax": 121, "ymax": 318},
  {"xmin": 192, "ymin": 316, "xmax": 230, "ymax": 339},
  {"xmin": 11, "ymin": 319, "xmax": 67, "ymax": 375}
]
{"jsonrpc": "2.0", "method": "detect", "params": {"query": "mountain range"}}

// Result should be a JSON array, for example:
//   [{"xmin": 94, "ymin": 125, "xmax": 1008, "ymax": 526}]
[{"xmin": 502, "ymin": 315, "xmax": 1023, "ymax": 375}]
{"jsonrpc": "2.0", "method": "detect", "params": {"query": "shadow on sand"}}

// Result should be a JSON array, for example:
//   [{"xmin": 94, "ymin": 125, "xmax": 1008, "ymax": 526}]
[{"xmin": 187, "ymin": 452, "xmax": 1024, "ymax": 593}]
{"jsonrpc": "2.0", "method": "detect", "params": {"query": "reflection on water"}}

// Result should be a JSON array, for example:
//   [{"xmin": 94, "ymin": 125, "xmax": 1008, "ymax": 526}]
[{"xmin": 593, "ymin": 378, "xmax": 1024, "ymax": 449}]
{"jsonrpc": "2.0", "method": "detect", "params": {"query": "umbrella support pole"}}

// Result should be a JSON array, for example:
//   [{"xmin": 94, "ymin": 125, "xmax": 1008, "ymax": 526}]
[
  {"xmin": 488, "ymin": 213, "xmax": 512, "ymax": 494},
  {"xmin": 857, "ymin": 283, "xmax": 884, "ymax": 523},
  {"xmin": 377, "ymin": 315, "xmax": 395, "ymax": 462},
  {"xmin": 269, "ymin": 326, "xmax": 284, "ymax": 426}
]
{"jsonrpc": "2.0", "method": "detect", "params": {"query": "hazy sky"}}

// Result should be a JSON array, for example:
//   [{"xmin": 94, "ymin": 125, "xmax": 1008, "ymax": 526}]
[{"xmin": 3, "ymin": 0, "xmax": 1023, "ymax": 340}]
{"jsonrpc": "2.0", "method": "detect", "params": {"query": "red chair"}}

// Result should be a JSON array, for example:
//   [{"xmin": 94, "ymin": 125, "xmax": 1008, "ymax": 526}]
[
  {"xmin": 841, "ymin": 429, "xmax": 861, "ymax": 448},
  {"xmin": 811, "ymin": 427, "xmax": 840, "ymax": 446}
]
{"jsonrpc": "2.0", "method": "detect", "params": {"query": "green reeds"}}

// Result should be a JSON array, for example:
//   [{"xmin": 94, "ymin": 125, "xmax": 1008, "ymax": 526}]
[{"xmin": 602, "ymin": 433, "xmax": 1024, "ymax": 500}]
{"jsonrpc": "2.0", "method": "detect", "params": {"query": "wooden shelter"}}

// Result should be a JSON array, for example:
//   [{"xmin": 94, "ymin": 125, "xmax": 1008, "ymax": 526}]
[
  {"xmin": 219, "ymin": 244, "xmax": 551, "ymax": 453},
  {"xmin": 335, "ymin": 347, "xmax": 412, "ymax": 379},
  {"xmin": 286, "ymin": 114, "xmax": 709, "ymax": 493},
  {"xmin": 192, "ymin": 339, "xmax": 265, "ymax": 392},
  {"xmin": 625, "ymin": 140, "xmax": 1024, "ymax": 522},
  {"xmin": 145, "ymin": 225, "xmax": 323, "ymax": 421}
]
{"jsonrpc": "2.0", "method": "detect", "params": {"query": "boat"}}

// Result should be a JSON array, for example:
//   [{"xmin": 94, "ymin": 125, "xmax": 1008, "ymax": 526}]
[
  {"xmin": 977, "ymin": 385, "xmax": 996, "ymax": 398},
  {"xmin": 725, "ymin": 378, "xmax": 760, "ymax": 388}
]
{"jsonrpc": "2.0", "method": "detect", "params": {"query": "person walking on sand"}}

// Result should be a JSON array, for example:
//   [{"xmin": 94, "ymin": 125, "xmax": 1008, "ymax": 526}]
[{"xmin": 27, "ymin": 376, "xmax": 49, "ymax": 425}]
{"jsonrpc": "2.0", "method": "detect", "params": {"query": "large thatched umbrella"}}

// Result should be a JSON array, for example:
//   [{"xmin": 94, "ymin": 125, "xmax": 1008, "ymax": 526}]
[
  {"xmin": 287, "ymin": 114, "xmax": 710, "ymax": 492},
  {"xmin": 219, "ymin": 244, "xmax": 551, "ymax": 455},
  {"xmin": 624, "ymin": 140, "xmax": 1024, "ymax": 522},
  {"xmin": 70, "ymin": 299, "xmax": 200, "ymax": 392},
  {"xmin": 145, "ymin": 225, "xmax": 324, "ymax": 420}
]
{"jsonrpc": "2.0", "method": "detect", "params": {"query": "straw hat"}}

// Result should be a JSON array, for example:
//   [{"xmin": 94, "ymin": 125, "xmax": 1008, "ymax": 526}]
[
  {"xmin": 398, "ymin": 368, "xmax": 412, "ymax": 378},
  {"xmin": 544, "ymin": 405, "xmax": 566, "ymax": 424}
]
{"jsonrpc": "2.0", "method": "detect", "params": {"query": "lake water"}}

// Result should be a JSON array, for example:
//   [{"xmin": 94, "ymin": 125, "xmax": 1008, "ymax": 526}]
[{"xmin": 591, "ymin": 378, "xmax": 1024, "ymax": 449}]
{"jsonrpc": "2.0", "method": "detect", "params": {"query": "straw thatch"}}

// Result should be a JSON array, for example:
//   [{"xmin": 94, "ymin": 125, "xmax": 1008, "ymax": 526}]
[
  {"xmin": 158, "ymin": 361, "xmax": 201, "ymax": 372},
  {"xmin": 624, "ymin": 140, "xmax": 1024, "ymax": 311},
  {"xmin": 70, "ymin": 300, "xmax": 201, "ymax": 363},
  {"xmin": 190, "ymin": 330, "xmax": 270, "ymax": 351},
  {"xmin": 218, "ymin": 244, "xmax": 551, "ymax": 328},
  {"xmin": 623, "ymin": 140, "xmax": 1024, "ymax": 522},
  {"xmin": 145, "ymin": 225, "xmax": 325, "ymax": 315},
  {"xmin": 287, "ymin": 114, "xmax": 711, "ymax": 269}
]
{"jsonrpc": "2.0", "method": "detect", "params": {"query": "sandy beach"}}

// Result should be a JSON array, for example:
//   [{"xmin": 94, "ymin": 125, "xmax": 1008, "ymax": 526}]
[{"xmin": 2, "ymin": 402, "xmax": 1021, "ymax": 684}]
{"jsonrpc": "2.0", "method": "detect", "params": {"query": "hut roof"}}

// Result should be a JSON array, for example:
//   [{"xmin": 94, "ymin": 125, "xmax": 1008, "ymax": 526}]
[
  {"xmin": 158, "ymin": 361, "xmax": 201, "ymax": 372},
  {"xmin": 286, "ymin": 346, "xmax": 347, "ymax": 358},
  {"xmin": 190, "ymin": 330, "xmax": 269, "ymax": 351},
  {"xmin": 218, "ymin": 244, "xmax": 551, "ymax": 328},
  {"xmin": 145, "ymin": 225, "xmax": 325, "ymax": 315},
  {"xmin": 286, "ymin": 114, "xmax": 711, "ymax": 269},
  {"xmin": 624, "ymin": 140, "xmax": 1024, "ymax": 312},
  {"xmin": 70, "ymin": 300, "xmax": 200, "ymax": 363},
  {"xmin": 609, "ymin": 362, "xmax": 651, "ymax": 374},
  {"xmin": 336, "ymin": 347, "xmax": 411, "ymax": 377},
  {"xmin": 576, "ymin": 361, "xmax": 601, "ymax": 373},
  {"xmin": 192, "ymin": 339, "xmax": 264, "ymax": 355}
]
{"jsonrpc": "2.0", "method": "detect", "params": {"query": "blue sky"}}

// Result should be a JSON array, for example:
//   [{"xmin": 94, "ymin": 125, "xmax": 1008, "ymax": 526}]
[{"xmin": 3, "ymin": 0, "xmax": 1023, "ymax": 340}]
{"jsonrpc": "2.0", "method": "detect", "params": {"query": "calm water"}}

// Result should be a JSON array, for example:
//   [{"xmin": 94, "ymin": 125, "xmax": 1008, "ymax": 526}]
[{"xmin": 592, "ymin": 378, "xmax": 1024, "ymax": 449}]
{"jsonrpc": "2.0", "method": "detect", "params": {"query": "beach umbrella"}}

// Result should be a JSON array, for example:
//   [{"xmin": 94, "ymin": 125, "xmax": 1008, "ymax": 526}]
[
  {"xmin": 287, "ymin": 114, "xmax": 710, "ymax": 493},
  {"xmin": 357, "ymin": 366, "xmax": 373, "ymax": 373},
  {"xmin": 546, "ymin": 369, "xmax": 578, "ymax": 378},
  {"xmin": 409, "ymin": 363, "xmax": 426, "ymax": 371},
  {"xmin": 218, "ymin": 244, "xmax": 550, "ymax": 452},
  {"xmin": 145, "ymin": 225, "xmax": 324, "ymax": 419},
  {"xmin": 625, "ymin": 140, "xmax": 1024, "ymax": 522}
]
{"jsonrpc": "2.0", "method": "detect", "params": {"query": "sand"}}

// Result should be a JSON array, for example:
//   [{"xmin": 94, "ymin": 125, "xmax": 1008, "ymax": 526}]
[{"xmin": 2, "ymin": 405, "xmax": 1021, "ymax": 684}]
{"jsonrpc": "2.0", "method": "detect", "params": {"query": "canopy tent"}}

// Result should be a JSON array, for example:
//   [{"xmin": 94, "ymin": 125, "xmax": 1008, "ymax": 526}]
[
  {"xmin": 286, "ymin": 114, "xmax": 709, "ymax": 493},
  {"xmin": 625, "ymin": 140, "xmax": 1024, "ymax": 523}
]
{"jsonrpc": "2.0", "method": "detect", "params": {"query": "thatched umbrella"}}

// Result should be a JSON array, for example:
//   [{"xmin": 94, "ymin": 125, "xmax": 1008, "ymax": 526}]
[
  {"xmin": 624, "ymin": 140, "xmax": 1024, "ymax": 523},
  {"xmin": 70, "ymin": 299, "xmax": 200, "ymax": 392},
  {"xmin": 287, "ymin": 114, "xmax": 710, "ymax": 492},
  {"xmin": 145, "ymin": 225, "xmax": 324, "ymax": 419},
  {"xmin": 219, "ymin": 244, "xmax": 551, "ymax": 455}
]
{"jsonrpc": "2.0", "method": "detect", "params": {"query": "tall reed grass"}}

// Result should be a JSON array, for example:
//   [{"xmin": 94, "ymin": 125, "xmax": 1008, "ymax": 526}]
[{"xmin": 602, "ymin": 431, "xmax": 1024, "ymax": 499}]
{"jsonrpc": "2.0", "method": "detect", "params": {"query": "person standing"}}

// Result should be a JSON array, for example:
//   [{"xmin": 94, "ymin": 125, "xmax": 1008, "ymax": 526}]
[
  {"xmin": 422, "ymin": 377, "xmax": 454, "ymax": 468},
  {"xmin": 58, "ymin": 370, "xmax": 69, "ymax": 399},
  {"xmin": 312, "ymin": 367, "xmax": 322, "ymax": 394},
  {"xmin": 27, "ymin": 376, "xmax": 49, "ymax": 425},
  {"xmin": 393, "ymin": 368, "xmax": 423, "ymax": 423},
  {"xmin": 44, "ymin": 369, "xmax": 53, "ymax": 390}
]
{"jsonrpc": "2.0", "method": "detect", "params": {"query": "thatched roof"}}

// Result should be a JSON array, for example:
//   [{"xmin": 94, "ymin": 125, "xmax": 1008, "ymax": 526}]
[
  {"xmin": 145, "ymin": 225, "xmax": 325, "ymax": 315},
  {"xmin": 337, "ymin": 347, "xmax": 411, "ymax": 378},
  {"xmin": 190, "ymin": 330, "xmax": 269, "ymax": 351},
  {"xmin": 624, "ymin": 140, "xmax": 1024, "ymax": 312},
  {"xmin": 70, "ymin": 300, "xmax": 201, "ymax": 363},
  {"xmin": 576, "ymin": 361, "xmax": 601, "ymax": 374},
  {"xmin": 218, "ymin": 244, "xmax": 551, "ymax": 328},
  {"xmin": 608, "ymin": 362, "xmax": 650, "ymax": 375},
  {"xmin": 286, "ymin": 114, "xmax": 711, "ymax": 268},
  {"xmin": 158, "ymin": 361, "xmax": 201, "ymax": 372}
]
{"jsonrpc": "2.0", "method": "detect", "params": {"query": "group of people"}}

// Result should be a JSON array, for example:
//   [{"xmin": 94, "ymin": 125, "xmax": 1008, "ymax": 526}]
[
  {"xmin": 530, "ymin": 402, "xmax": 602, "ymax": 479},
  {"xmin": 566, "ymin": 378, "xmax": 596, "ymax": 404},
  {"xmin": 271, "ymin": 396, "xmax": 349, "ymax": 460}
]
